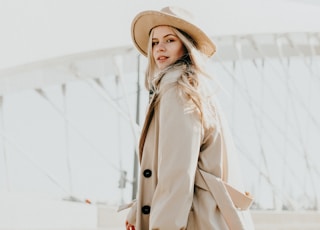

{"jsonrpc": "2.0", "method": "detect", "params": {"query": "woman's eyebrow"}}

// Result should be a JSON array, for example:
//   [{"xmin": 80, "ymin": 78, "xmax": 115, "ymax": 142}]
[{"xmin": 152, "ymin": 34, "xmax": 177, "ymax": 40}]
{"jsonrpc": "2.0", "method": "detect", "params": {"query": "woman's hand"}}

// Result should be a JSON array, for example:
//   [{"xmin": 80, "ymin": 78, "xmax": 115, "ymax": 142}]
[{"xmin": 126, "ymin": 220, "xmax": 135, "ymax": 230}]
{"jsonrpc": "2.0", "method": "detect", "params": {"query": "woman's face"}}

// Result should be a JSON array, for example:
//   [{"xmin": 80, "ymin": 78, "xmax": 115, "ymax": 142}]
[{"xmin": 151, "ymin": 26, "xmax": 186, "ymax": 70}]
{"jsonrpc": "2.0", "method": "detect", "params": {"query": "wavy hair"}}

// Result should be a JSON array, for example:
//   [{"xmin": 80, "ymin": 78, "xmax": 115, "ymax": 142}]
[{"xmin": 139, "ymin": 26, "xmax": 218, "ymax": 157}]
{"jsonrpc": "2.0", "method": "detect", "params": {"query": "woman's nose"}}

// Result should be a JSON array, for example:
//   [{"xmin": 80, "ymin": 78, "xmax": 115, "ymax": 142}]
[{"xmin": 156, "ymin": 42, "xmax": 165, "ymax": 52}]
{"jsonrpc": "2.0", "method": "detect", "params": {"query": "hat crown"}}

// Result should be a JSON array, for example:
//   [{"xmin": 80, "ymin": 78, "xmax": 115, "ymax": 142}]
[{"xmin": 160, "ymin": 6, "xmax": 195, "ymax": 23}]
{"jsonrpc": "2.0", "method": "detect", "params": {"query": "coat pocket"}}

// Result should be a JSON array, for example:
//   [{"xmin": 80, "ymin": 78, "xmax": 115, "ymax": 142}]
[{"xmin": 117, "ymin": 199, "xmax": 137, "ymax": 226}]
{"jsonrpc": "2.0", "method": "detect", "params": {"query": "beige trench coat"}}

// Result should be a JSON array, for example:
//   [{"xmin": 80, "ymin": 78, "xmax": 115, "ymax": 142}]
[{"xmin": 125, "ymin": 69, "xmax": 254, "ymax": 230}]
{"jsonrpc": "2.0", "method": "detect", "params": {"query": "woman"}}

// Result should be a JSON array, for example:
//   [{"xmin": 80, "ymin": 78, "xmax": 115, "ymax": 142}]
[{"xmin": 123, "ymin": 6, "xmax": 255, "ymax": 230}]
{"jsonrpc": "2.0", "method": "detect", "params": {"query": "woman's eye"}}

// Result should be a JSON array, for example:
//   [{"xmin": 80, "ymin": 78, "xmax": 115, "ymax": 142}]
[
  {"xmin": 166, "ymin": 39, "xmax": 174, "ymax": 43},
  {"xmin": 152, "ymin": 41, "xmax": 159, "ymax": 46}
]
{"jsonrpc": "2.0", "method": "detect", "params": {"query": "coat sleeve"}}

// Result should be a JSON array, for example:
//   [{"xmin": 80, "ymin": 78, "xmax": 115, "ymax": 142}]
[
  {"xmin": 150, "ymin": 86, "xmax": 202, "ymax": 229},
  {"xmin": 126, "ymin": 200, "xmax": 137, "ymax": 226}
]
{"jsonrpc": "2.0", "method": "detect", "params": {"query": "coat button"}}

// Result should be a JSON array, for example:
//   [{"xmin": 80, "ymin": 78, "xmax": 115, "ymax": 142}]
[
  {"xmin": 143, "ymin": 169, "xmax": 152, "ymax": 178},
  {"xmin": 142, "ymin": 205, "xmax": 151, "ymax": 214}
]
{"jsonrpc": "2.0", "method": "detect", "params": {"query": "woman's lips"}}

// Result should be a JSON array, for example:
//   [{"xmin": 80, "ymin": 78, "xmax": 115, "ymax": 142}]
[{"xmin": 157, "ymin": 56, "xmax": 168, "ymax": 62}]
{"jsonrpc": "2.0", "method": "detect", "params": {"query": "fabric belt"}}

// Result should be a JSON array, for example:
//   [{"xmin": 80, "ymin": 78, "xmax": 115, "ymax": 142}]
[{"xmin": 195, "ymin": 168, "xmax": 254, "ymax": 229}]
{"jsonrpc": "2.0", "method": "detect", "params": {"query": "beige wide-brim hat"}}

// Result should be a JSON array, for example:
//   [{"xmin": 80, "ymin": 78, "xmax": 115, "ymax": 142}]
[{"xmin": 131, "ymin": 6, "xmax": 216, "ymax": 57}]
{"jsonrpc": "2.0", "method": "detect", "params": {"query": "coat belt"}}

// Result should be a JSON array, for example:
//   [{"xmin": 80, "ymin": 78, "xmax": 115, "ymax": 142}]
[{"xmin": 194, "ymin": 168, "xmax": 253, "ymax": 210}]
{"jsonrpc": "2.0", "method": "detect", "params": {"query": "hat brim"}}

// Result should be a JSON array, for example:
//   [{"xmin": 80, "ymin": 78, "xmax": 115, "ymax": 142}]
[{"xmin": 131, "ymin": 10, "xmax": 216, "ymax": 57}]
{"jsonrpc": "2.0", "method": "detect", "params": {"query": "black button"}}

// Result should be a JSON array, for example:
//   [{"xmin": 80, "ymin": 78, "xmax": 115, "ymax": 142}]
[
  {"xmin": 143, "ymin": 169, "xmax": 152, "ymax": 178},
  {"xmin": 142, "ymin": 205, "xmax": 151, "ymax": 214}
]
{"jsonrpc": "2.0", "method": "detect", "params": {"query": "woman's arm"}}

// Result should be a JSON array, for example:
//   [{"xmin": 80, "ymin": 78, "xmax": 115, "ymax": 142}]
[{"xmin": 150, "ymin": 86, "xmax": 202, "ymax": 229}]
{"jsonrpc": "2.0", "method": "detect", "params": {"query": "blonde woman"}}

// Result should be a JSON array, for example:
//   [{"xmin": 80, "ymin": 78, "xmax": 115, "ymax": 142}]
[{"xmin": 123, "ymin": 6, "xmax": 255, "ymax": 230}]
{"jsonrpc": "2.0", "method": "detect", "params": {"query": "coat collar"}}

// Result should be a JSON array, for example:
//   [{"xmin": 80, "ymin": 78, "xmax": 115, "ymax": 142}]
[{"xmin": 153, "ymin": 68, "xmax": 183, "ymax": 91}]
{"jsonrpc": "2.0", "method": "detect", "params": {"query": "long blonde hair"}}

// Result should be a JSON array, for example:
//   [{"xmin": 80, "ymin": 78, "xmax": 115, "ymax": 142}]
[{"xmin": 139, "ymin": 26, "xmax": 217, "ymax": 157}]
